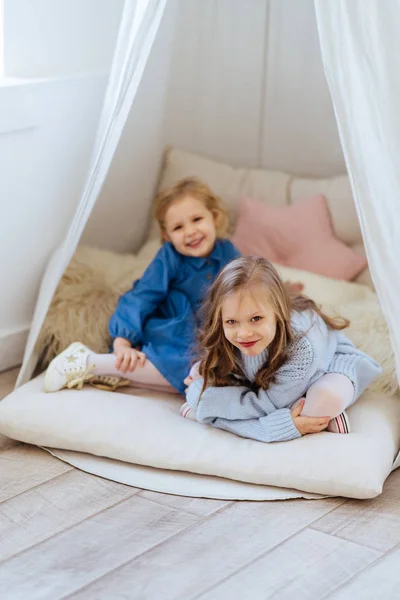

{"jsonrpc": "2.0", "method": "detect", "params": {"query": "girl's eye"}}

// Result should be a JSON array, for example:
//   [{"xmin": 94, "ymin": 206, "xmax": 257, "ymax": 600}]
[
  {"xmin": 251, "ymin": 316, "xmax": 263, "ymax": 322},
  {"xmin": 173, "ymin": 225, "xmax": 182, "ymax": 231},
  {"xmin": 226, "ymin": 319, "xmax": 236, "ymax": 325},
  {"xmin": 193, "ymin": 217, "xmax": 203, "ymax": 222}
]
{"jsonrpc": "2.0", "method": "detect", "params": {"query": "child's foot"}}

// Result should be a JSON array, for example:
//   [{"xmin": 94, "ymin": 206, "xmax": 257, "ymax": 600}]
[
  {"xmin": 45, "ymin": 342, "xmax": 131, "ymax": 393},
  {"xmin": 180, "ymin": 402, "xmax": 196, "ymax": 421},
  {"xmin": 327, "ymin": 411, "xmax": 351, "ymax": 434},
  {"xmin": 45, "ymin": 342, "xmax": 95, "ymax": 392}
]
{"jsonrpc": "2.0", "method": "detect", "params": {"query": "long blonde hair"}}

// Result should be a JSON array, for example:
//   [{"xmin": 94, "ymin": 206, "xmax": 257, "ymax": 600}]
[
  {"xmin": 154, "ymin": 177, "xmax": 229, "ymax": 240},
  {"xmin": 198, "ymin": 256, "xmax": 349, "ymax": 392}
]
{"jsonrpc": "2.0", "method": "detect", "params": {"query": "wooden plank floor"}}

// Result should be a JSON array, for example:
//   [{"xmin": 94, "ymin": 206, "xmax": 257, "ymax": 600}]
[{"xmin": 1, "ymin": 369, "xmax": 400, "ymax": 599}]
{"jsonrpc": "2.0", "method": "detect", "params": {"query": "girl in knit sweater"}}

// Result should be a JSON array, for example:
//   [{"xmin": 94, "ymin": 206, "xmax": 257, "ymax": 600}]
[{"xmin": 182, "ymin": 256, "xmax": 381, "ymax": 441}]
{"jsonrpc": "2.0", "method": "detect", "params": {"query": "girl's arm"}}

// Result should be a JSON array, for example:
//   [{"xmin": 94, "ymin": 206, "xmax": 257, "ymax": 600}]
[
  {"xmin": 186, "ymin": 336, "xmax": 316, "ymax": 421},
  {"xmin": 108, "ymin": 244, "xmax": 179, "ymax": 347},
  {"xmin": 195, "ymin": 403, "xmax": 329, "ymax": 443},
  {"xmin": 185, "ymin": 381, "xmax": 301, "ymax": 441},
  {"xmin": 186, "ymin": 381, "xmax": 329, "ymax": 442},
  {"xmin": 186, "ymin": 378, "xmax": 305, "ymax": 421},
  {"xmin": 208, "ymin": 410, "xmax": 301, "ymax": 442}
]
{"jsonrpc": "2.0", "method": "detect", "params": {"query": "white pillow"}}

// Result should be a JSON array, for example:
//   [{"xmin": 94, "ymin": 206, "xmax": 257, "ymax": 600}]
[
  {"xmin": 159, "ymin": 147, "xmax": 291, "ymax": 211},
  {"xmin": 0, "ymin": 374, "xmax": 399, "ymax": 499}
]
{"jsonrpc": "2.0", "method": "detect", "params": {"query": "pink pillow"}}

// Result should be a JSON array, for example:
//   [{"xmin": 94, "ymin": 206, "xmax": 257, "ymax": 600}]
[{"xmin": 232, "ymin": 195, "xmax": 367, "ymax": 280}]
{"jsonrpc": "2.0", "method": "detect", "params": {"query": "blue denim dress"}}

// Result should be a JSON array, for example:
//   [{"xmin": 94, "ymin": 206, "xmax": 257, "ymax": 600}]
[{"xmin": 109, "ymin": 240, "xmax": 240, "ymax": 392}]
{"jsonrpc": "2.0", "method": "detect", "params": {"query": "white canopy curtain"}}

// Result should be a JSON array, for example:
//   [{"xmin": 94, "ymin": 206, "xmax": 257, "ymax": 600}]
[
  {"xmin": 315, "ymin": 0, "xmax": 400, "ymax": 383},
  {"xmin": 16, "ymin": 0, "xmax": 168, "ymax": 387}
]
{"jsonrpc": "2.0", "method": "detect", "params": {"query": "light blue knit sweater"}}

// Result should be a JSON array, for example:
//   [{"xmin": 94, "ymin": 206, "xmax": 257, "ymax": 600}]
[{"xmin": 185, "ymin": 310, "xmax": 382, "ymax": 443}]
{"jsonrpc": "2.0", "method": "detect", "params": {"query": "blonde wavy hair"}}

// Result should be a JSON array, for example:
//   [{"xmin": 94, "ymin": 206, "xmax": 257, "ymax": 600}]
[
  {"xmin": 198, "ymin": 256, "xmax": 350, "ymax": 393},
  {"xmin": 154, "ymin": 177, "xmax": 229, "ymax": 240}
]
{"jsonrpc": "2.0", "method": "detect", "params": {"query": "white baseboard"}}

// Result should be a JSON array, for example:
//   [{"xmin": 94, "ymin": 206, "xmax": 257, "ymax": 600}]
[{"xmin": 0, "ymin": 325, "xmax": 29, "ymax": 372}]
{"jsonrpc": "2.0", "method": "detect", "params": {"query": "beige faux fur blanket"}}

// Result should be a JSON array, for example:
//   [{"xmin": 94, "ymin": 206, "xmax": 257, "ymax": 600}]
[{"xmin": 36, "ymin": 240, "xmax": 398, "ymax": 396}]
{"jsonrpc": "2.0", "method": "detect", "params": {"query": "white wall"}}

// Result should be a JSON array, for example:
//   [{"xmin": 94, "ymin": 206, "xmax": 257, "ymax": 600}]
[
  {"xmin": 0, "ymin": 76, "xmax": 108, "ymax": 369},
  {"xmin": 261, "ymin": 0, "xmax": 345, "ymax": 176},
  {"xmin": 163, "ymin": 0, "xmax": 345, "ymax": 177},
  {"xmin": 3, "ymin": 0, "xmax": 124, "ymax": 78},
  {"xmin": 163, "ymin": 0, "xmax": 268, "ymax": 169}
]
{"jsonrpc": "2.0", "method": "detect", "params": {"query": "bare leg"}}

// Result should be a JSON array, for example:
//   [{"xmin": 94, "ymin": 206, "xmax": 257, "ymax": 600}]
[{"xmin": 89, "ymin": 352, "xmax": 176, "ymax": 393}]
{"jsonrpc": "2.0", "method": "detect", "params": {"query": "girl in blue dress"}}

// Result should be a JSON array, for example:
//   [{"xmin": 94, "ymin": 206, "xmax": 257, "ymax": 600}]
[{"xmin": 45, "ymin": 178, "xmax": 240, "ymax": 394}]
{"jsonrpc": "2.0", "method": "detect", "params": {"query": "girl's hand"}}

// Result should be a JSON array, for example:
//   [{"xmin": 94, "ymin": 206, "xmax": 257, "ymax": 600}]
[
  {"xmin": 184, "ymin": 362, "xmax": 202, "ymax": 389},
  {"xmin": 291, "ymin": 400, "xmax": 330, "ymax": 435},
  {"xmin": 184, "ymin": 375, "xmax": 194, "ymax": 388},
  {"xmin": 114, "ymin": 347, "xmax": 146, "ymax": 373}
]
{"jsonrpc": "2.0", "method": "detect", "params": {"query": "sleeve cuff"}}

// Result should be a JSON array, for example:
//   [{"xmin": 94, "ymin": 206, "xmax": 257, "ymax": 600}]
[
  {"xmin": 185, "ymin": 379, "xmax": 203, "ymax": 410},
  {"xmin": 260, "ymin": 408, "xmax": 301, "ymax": 442},
  {"xmin": 327, "ymin": 354, "xmax": 357, "ymax": 381},
  {"xmin": 327, "ymin": 353, "xmax": 382, "ymax": 400},
  {"xmin": 109, "ymin": 330, "xmax": 140, "ymax": 347}
]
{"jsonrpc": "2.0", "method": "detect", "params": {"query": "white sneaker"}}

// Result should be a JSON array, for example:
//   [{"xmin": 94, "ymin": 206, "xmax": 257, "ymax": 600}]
[{"xmin": 44, "ymin": 342, "xmax": 95, "ymax": 393}]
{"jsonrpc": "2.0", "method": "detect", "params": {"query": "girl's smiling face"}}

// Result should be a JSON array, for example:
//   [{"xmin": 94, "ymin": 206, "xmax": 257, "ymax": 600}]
[
  {"xmin": 163, "ymin": 196, "xmax": 218, "ymax": 258},
  {"xmin": 221, "ymin": 285, "xmax": 277, "ymax": 356}
]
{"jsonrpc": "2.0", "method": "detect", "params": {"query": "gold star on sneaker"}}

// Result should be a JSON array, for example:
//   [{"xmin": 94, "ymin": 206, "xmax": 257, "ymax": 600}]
[{"xmin": 67, "ymin": 355, "xmax": 77, "ymax": 363}]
